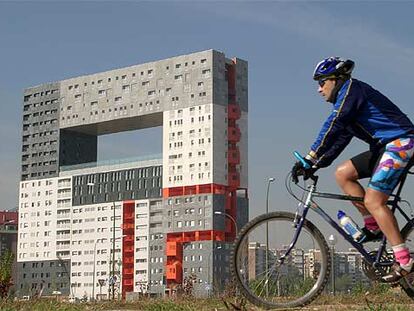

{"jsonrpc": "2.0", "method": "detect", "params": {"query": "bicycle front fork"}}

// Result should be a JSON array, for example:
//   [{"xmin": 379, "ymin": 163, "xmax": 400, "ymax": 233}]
[{"xmin": 279, "ymin": 186, "xmax": 315, "ymax": 263}]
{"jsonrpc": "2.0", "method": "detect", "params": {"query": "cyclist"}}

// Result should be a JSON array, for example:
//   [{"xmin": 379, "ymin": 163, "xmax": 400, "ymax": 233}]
[{"xmin": 291, "ymin": 57, "xmax": 414, "ymax": 283}]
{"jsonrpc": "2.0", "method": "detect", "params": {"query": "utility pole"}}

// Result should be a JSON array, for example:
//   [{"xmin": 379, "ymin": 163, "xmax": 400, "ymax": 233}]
[
  {"xmin": 265, "ymin": 177, "xmax": 275, "ymax": 297},
  {"xmin": 112, "ymin": 201, "xmax": 116, "ymax": 300}
]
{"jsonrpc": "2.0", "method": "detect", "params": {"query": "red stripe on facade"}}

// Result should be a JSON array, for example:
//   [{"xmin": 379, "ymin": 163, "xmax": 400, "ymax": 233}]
[
  {"xmin": 165, "ymin": 230, "xmax": 227, "ymax": 284},
  {"xmin": 121, "ymin": 201, "xmax": 135, "ymax": 299},
  {"xmin": 162, "ymin": 183, "xmax": 227, "ymax": 198}
]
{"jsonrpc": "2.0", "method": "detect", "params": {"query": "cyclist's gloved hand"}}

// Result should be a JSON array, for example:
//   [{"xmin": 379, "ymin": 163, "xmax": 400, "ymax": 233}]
[{"xmin": 291, "ymin": 159, "xmax": 316, "ymax": 183}]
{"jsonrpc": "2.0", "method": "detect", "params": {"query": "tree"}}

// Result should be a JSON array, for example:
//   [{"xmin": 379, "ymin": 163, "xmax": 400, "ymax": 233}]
[
  {"xmin": 184, "ymin": 273, "xmax": 197, "ymax": 296},
  {"xmin": 0, "ymin": 250, "xmax": 14, "ymax": 299}
]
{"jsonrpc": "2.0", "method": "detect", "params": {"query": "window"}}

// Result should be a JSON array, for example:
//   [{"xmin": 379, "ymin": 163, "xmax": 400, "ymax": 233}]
[{"xmin": 202, "ymin": 69, "xmax": 211, "ymax": 78}]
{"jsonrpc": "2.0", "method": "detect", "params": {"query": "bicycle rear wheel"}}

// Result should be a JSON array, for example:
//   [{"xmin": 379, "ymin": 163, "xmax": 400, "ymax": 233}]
[
  {"xmin": 399, "ymin": 220, "xmax": 414, "ymax": 298},
  {"xmin": 232, "ymin": 211, "xmax": 330, "ymax": 309}
]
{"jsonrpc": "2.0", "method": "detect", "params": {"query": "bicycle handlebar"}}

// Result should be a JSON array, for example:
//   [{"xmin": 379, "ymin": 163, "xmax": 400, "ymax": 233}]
[
  {"xmin": 293, "ymin": 151, "xmax": 311, "ymax": 169},
  {"xmin": 292, "ymin": 151, "xmax": 318, "ymax": 184}
]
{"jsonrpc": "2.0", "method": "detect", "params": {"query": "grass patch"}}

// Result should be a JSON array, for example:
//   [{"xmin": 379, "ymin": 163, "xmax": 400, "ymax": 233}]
[
  {"xmin": 0, "ymin": 297, "xmax": 227, "ymax": 311},
  {"xmin": 1, "ymin": 291, "xmax": 414, "ymax": 311}
]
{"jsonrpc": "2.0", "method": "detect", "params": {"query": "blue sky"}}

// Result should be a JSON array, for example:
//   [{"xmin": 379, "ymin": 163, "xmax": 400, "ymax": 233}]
[{"xmin": 2, "ymin": 1, "xmax": 414, "ymax": 248}]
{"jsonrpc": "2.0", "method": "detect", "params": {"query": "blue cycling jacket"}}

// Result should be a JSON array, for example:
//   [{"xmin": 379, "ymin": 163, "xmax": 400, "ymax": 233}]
[{"xmin": 308, "ymin": 78, "xmax": 414, "ymax": 168}]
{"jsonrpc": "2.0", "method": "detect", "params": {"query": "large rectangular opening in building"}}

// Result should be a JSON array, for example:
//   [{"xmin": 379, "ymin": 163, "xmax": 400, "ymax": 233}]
[{"xmin": 97, "ymin": 126, "xmax": 162, "ymax": 162}]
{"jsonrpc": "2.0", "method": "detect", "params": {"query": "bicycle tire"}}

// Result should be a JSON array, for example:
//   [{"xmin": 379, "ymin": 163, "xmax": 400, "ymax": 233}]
[
  {"xmin": 231, "ymin": 211, "xmax": 331, "ymax": 309},
  {"xmin": 399, "ymin": 219, "xmax": 414, "ymax": 298}
]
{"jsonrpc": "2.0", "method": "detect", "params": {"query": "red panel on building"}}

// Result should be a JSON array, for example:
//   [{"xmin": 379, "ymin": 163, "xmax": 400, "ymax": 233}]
[{"xmin": 121, "ymin": 201, "xmax": 135, "ymax": 299}]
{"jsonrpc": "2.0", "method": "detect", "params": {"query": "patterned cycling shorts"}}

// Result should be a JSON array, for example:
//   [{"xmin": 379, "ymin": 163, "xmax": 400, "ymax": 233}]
[{"xmin": 351, "ymin": 137, "xmax": 414, "ymax": 195}]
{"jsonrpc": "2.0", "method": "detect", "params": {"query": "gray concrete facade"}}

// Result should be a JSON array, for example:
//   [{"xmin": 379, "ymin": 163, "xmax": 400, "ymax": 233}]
[
  {"xmin": 148, "ymin": 199, "xmax": 165, "ymax": 295},
  {"xmin": 16, "ymin": 259, "xmax": 70, "ymax": 297},
  {"xmin": 71, "ymin": 165, "xmax": 162, "ymax": 206},
  {"xmin": 21, "ymin": 83, "xmax": 60, "ymax": 181}
]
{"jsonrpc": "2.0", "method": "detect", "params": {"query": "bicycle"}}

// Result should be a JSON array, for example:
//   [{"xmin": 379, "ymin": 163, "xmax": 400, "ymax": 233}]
[{"xmin": 231, "ymin": 152, "xmax": 414, "ymax": 309}]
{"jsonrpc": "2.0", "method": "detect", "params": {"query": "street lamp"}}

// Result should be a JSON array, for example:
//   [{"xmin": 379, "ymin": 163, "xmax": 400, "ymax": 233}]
[
  {"xmin": 109, "ymin": 235, "xmax": 126, "ymax": 300},
  {"xmin": 87, "ymin": 183, "xmax": 120, "ymax": 300},
  {"xmin": 328, "ymin": 234, "xmax": 337, "ymax": 295},
  {"xmin": 214, "ymin": 211, "xmax": 238, "ymax": 236},
  {"xmin": 109, "ymin": 226, "xmax": 125, "ymax": 301},
  {"xmin": 112, "ymin": 201, "xmax": 117, "ymax": 301},
  {"xmin": 92, "ymin": 240, "xmax": 98, "ymax": 301},
  {"xmin": 207, "ymin": 245, "xmax": 222, "ymax": 297},
  {"xmin": 265, "ymin": 177, "xmax": 275, "ymax": 297},
  {"xmin": 91, "ymin": 239, "xmax": 101, "ymax": 302}
]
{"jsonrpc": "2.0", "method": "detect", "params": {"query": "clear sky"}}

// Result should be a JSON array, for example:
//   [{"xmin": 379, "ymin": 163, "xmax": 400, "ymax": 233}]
[{"xmin": 2, "ymin": 1, "xmax": 414, "ymax": 249}]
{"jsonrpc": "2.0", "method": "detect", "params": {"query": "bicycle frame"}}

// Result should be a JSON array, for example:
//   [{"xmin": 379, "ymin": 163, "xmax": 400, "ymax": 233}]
[{"xmin": 280, "ymin": 169, "xmax": 414, "ymax": 270}]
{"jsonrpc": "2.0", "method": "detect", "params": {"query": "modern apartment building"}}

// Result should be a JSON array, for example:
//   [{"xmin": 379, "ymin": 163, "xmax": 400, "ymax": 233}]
[{"xmin": 17, "ymin": 49, "xmax": 248, "ymax": 299}]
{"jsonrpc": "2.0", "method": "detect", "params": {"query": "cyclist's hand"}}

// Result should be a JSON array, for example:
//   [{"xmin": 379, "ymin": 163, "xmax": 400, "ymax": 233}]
[
  {"xmin": 291, "ymin": 159, "xmax": 315, "ymax": 183},
  {"xmin": 291, "ymin": 161, "xmax": 303, "ymax": 183}
]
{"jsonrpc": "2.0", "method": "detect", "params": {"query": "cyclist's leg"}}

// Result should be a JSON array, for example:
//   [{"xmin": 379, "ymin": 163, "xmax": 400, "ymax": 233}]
[
  {"xmin": 335, "ymin": 160, "xmax": 369, "ymax": 215},
  {"xmin": 364, "ymin": 188, "xmax": 402, "ymax": 245},
  {"xmin": 364, "ymin": 137, "xmax": 414, "ymax": 281},
  {"xmin": 365, "ymin": 137, "xmax": 414, "ymax": 244},
  {"xmin": 336, "ymin": 149, "xmax": 381, "ymax": 215}
]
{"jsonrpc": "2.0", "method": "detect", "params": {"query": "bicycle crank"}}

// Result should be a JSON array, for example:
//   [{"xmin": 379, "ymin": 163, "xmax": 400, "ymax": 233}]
[{"xmin": 362, "ymin": 250, "xmax": 394, "ymax": 282}]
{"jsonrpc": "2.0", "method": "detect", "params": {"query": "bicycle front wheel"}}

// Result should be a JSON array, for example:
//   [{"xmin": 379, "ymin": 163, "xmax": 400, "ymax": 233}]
[{"xmin": 232, "ymin": 211, "xmax": 330, "ymax": 309}]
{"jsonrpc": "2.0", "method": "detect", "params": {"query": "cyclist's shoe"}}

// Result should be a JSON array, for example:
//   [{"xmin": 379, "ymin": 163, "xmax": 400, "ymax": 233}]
[
  {"xmin": 381, "ymin": 260, "xmax": 414, "ymax": 284},
  {"xmin": 359, "ymin": 227, "xmax": 383, "ymax": 243}
]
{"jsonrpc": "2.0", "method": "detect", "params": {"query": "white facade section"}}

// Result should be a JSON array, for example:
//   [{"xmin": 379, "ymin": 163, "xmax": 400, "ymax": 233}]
[
  {"xmin": 134, "ymin": 200, "xmax": 150, "ymax": 293},
  {"xmin": 70, "ymin": 201, "xmax": 123, "ymax": 299},
  {"xmin": 163, "ymin": 104, "xmax": 216, "ymax": 188},
  {"xmin": 18, "ymin": 178, "xmax": 58, "ymax": 262},
  {"xmin": 163, "ymin": 104, "xmax": 246, "ymax": 189},
  {"xmin": 56, "ymin": 176, "xmax": 72, "ymax": 260}
]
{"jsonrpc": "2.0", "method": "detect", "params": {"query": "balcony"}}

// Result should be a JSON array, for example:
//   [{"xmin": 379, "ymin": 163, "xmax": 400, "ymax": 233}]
[
  {"xmin": 166, "ymin": 262, "xmax": 182, "ymax": 283},
  {"xmin": 123, "ymin": 263, "xmax": 134, "ymax": 269},
  {"xmin": 123, "ymin": 268, "xmax": 134, "ymax": 275},
  {"xmin": 228, "ymin": 147, "xmax": 240, "ymax": 165},
  {"xmin": 228, "ymin": 126, "xmax": 241, "ymax": 142},
  {"xmin": 123, "ymin": 214, "xmax": 134, "ymax": 221},
  {"xmin": 228, "ymin": 172, "xmax": 240, "ymax": 188},
  {"xmin": 57, "ymin": 193, "xmax": 71, "ymax": 199},
  {"xmin": 56, "ymin": 234, "xmax": 70, "ymax": 240},
  {"xmin": 228, "ymin": 104, "xmax": 241, "ymax": 120},
  {"xmin": 124, "ymin": 236, "xmax": 134, "ymax": 243},
  {"xmin": 123, "ymin": 279, "xmax": 134, "ymax": 286},
  {"xmin": 56, "ymin": 251, "xmax": 70, "ymax": 258},
  {"xmin": 56, "ymin": 244, "xmax": 70, "ymax": 250},
  {"xmin": 58, "ymin": 183, "xmax": 71, "ymax": 188},
  {"xmin": 121, "ymin": 223, "xmax": 134, "ymax": 230},
  {"xmin": 57, "ymin": 213, "xmax": 70, "ymax": 220},
  {"xmin": 166, "ymin": 241, "xmax": 182, "ymax": 258},
  {"xmin": 56, "ymin": 223, "xmax": 71, "ymax": 229},
  {"xmin": 123, "ymin": 246, "xmax": 134, "ymax": 253}
]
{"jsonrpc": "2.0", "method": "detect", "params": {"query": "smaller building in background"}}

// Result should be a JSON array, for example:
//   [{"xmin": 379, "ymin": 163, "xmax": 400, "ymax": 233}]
[
  {"xmin": 333, "ymin": 248, "xmax": 369, "ymax": 289},
  {"xmin": 0, "ymin": 210, "xmax": 18, "ymax": 292}
]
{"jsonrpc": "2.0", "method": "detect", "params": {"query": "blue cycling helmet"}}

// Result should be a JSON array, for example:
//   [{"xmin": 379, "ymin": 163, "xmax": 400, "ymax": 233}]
[{"xmin": 313, "ymin": 57, "xmax": 355, "ymax": 81}]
